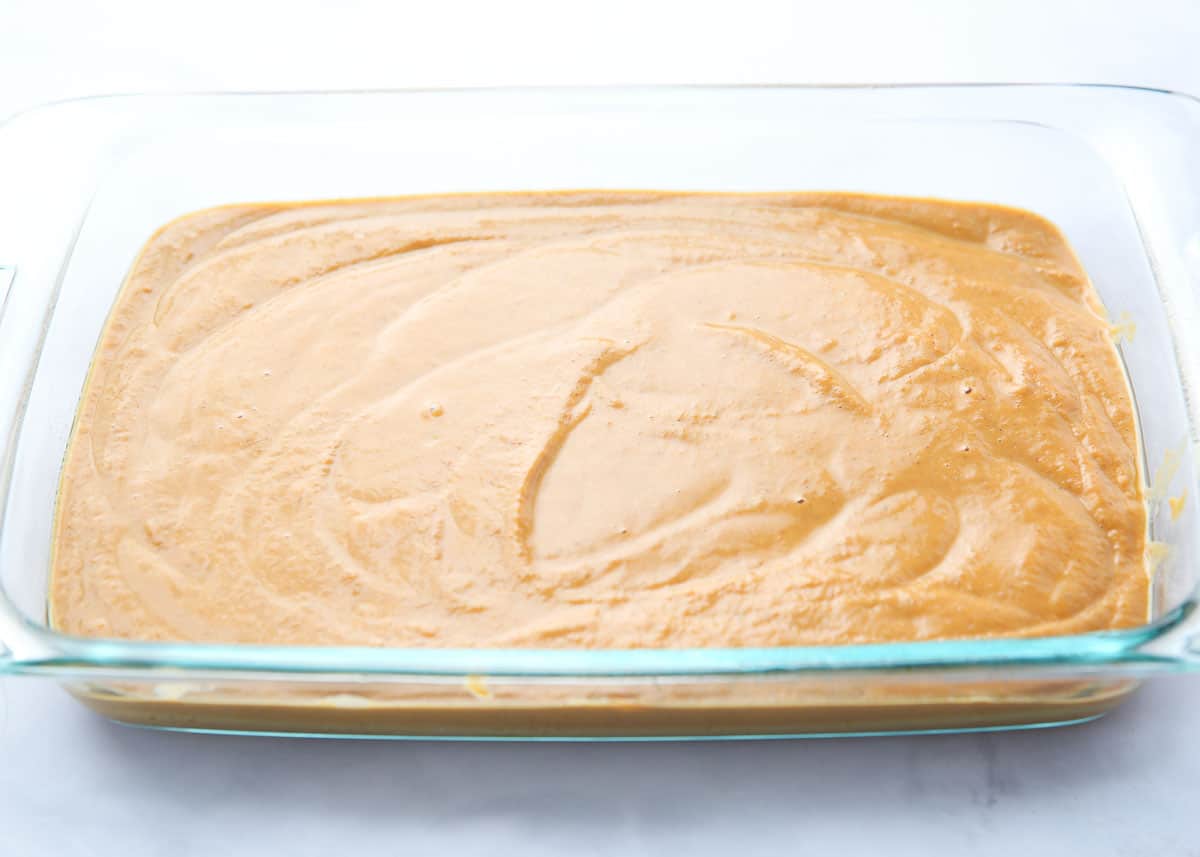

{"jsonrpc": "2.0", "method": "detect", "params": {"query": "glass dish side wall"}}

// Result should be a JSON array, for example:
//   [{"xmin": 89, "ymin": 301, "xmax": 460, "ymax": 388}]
[
  {"xmin": 0, "ymin": 88, "xmax": 1198, "ymax": 740},
  {"xmin": 66, "ymin": 672, "xmax": 1136, "ymax": 738}
]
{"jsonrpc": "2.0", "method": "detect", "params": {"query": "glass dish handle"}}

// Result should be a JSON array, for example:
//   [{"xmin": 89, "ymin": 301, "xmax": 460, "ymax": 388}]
[
  {"xmin": 0, "ymin": 265, "xmax": 16, "ymax": 673},
  {"xmin": 1131, "ymin": 606, "xmax": 1200, "ymax": 668},
  {"xmin": 0, "ymin": 264, "xmax": 13, "ymax": 317},
  {"xmin": 1133, "ymin": 207, "xmax": 1200, "ymax": 669}
]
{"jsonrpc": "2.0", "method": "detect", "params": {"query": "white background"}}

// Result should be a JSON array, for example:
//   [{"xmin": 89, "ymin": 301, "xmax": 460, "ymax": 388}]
[{"xmin": 3, "ymin": 1, "xmax": 1200, "ymax": 854}]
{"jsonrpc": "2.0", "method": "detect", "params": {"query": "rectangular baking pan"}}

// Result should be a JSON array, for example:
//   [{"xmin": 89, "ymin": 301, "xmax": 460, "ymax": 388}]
[{"xmin": 1, "ymin": 85, "xmax": 1199, "ymax": 738}]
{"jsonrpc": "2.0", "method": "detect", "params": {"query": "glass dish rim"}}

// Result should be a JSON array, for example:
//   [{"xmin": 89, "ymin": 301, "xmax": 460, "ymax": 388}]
[
  {"xmin": 2, "ymin": 82, "xmax": 1198, "ymax": 680},
  {"xmin": 4, "ymin": 80, "xmax": 1200, "ymax": 121}
]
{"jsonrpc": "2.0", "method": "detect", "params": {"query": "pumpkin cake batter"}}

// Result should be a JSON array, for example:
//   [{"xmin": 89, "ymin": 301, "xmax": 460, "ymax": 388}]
[{"xmin": 48, "ymin": 192, "xmax": 1149, "ymax": 648}]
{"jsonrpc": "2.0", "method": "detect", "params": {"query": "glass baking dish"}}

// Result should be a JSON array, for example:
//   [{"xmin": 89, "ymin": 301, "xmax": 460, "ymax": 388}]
[{"xmin": 2, "ymin": 84, "xmax": 1200, "ymax": 740}]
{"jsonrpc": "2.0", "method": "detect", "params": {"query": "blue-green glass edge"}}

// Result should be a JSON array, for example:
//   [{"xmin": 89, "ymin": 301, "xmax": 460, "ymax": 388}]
[
  {"xmin": 4, "ymin": 601, "xmax": 1189, "ymax": 677},
  {"xmin": 119, "ymin": 713, "xmax": 1107, "ymax": 741}
]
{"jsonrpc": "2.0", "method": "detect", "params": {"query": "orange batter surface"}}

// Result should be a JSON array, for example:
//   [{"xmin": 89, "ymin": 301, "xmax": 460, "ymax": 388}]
[{"xmin": 49, "ymin": 192, "xmax": 1149, "ymax": 647}]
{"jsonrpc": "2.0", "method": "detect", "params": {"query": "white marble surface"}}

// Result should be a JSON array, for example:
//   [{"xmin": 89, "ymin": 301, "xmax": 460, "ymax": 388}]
[
  {"xmin": 3, "ymin": 2, "xmax": 1200, "ymax": 853},
  {"xmin": 0, "ymin": 677, "xmax": 1198, "ymax": 856}
]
